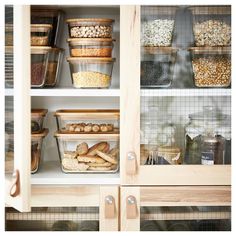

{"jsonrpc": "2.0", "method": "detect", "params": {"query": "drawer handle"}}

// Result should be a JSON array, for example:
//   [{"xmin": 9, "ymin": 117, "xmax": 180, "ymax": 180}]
[
  {"xmin": 104, "ymin": 195, "xmax": 116, "ymax": 219},
  {"xmin": 126, "ymin": 152, "xmax": 137, "ymax": 175},
  {"xmin": 126, "ymin": 195, "xmax": 137, "ymax": 219},
  {"xmin": 10, "ymin": 170, "xmax": 20, "ymax": 197}
]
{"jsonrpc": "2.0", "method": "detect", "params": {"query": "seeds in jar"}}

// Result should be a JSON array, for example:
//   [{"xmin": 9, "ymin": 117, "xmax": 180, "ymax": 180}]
[
  {"xmin": 72, "ymin": 71, "xmax": 111, "ymax": 88},
  {"xmin": 71, "ymin": 48, "xmax": 112, "ymax": 57},
  {"xmin": 31, "ymin": 63, "xmax": 46, "ymax": 86},
  {"xmin": 70, "ymin": 25, "xmax": 112, "ymax": 38},
  {"xmin": 192, "ymin": 56, "xmax": 231, "ymax": 87},
  {"xmin": 141, "ymin": 19, "xmax": 174, "ymax": 46},
  {"xmin": 193, "ymin": 20, "xmax": 231, "ymax": 46}
]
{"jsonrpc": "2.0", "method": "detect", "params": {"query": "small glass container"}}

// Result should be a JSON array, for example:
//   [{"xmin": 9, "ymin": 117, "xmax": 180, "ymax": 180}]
[
  {"xmin": 54, "ymin": 109, "xmax": 119, "ymax": 134},
  {"xmin": 189, "ymin": 6, "xmax": 231, "ymax": 47},
  {"xmin": 201, "ymin": 134, "xmax": 225, "ymax": 165},
  {"xmin": 67, "ymin": 57, "xmax": 115, "ymax": 88},
  {"xmin": 141, "ymin": 6, "xmax": 177, "ymax": 47},
  {"xmin": 31, "ymin": 47, "xmax": 63, "ymax": 88},
  {"xmin": 31, "ymin": 109, "xmax": 48, "ymax": 134},
  {"xmin": 157, "ymin": 146, "xmax": 182, "ymax": 165},
  {"xmin": 54, "ymin": 132, "xmax": 119, "ymax": 173},
  {"xmin": 67, "ymin": 38, "xmax": 114, "ymax": 57},
  {"xmin": 66, "ymin": 18, "xmax": 114, "ymax": 38},
  {"xmin": 185, "ymin": 106, "xmax": 229, "ymax": 164},
  {"xmin": 189, "ymin": 47, "xmax": 231, "ymax": 88},
  {"xmin": 31, "ymin": 129, "xmax": 48, "ymax": 174},
  {"xmin": 31, "ymin": 8, "xmax": 64, "ymax": 47},
  {"xmin": 141, "ymin": 47, "xmax": 177, "ymax": 88},
  {"xmin": 31, "ymin": 24, "xmax": 53, "ymax": 46}
]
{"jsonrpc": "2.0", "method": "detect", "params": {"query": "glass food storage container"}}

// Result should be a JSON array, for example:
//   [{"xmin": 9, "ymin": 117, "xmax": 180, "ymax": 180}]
[
  {"xmin": 189, "ymin": 47, "xmax": 231, "ymax": 88},
  {"xmin": 66, "ymin": 18, "xmax": 114, "ymax": 38},
  {"xmin": 141, "ymin": 47, "xmax": 177, "ymax": 88},
  {"xmin": 31, "ymin": 129, "xmax": 48, "ymax": 174},
  {"xmin": 5, "ymin": 46, "xmax": 13, "ymax": 88},
  {"xmin": 189, "ymin": 6, "xmax": 231, "ymax": 47},
  {"xmin": 31, "ymin": 24, "xmax": 53, "ymax": 46},
  {"xmin": 31, "ymin": 47, "xmax": 63, "ymax": 88},
  {"xmin": 141, "ymin": 6, "xmax": 177, "ymax": 47},
  {"xmin": 5, "ymin": 24, "xmax": 13, "ymax": 46},
  {"xmin": 67, "ymin": 57, "xmax": 115, "ymax": 88},
  {"xmin": 31, "ymin": 109, "xmax": 48, "ymax": 134},
  {"xmin": 184, "ymin": 106, "xmax": 229, "ymax": 164},
  {"xmin": 31, "ymin": 8, "xmax": 64, "ymax": 47},
  {"xmin": 67, "ymin": 38, "xmax": 114, "ymax": 57},
  {"xmin": 54, "ymin": 132, "xmax": 119, "ymax": 173},
  {"xmin": 54, "ymin": 109, "xmax": 119, "ymax": 134}
]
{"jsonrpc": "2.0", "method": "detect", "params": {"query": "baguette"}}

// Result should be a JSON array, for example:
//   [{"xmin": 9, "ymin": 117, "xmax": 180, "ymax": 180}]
[{"xmin": 87, "ymin": 142, "xmax": 109, "ymax": 156}]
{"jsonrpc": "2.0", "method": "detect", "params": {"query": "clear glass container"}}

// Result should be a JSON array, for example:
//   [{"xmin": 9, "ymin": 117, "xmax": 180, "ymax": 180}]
[
  {"xmin": 5, "ymin": 46, "xmax": 13, "ymax": 88},
  {"xmin": 141, "ymin": 6, "xmax": 177, "ymax": 47},
  {"xmin": 31, "ymin": 129, "xmax": 48, "ymax": 174},
  {"xmin": 184, "ymin": 106, "xmax": 229, "ymax": 164},
  {"xmin": 31, "ymin": 24, "xmax": 53, "ymax": 46},
  {"xmin": 5, "ymin": 24, "xmax": 13, "ymax": 46},
  {"xmin": 54, "ymin": 132, "xmax": 119, "ymax": 173},
  {"xmin": 189, "ymin": 47, "xmax": 231, "ymax": 88},
  {"xmin": 31, "ymin": 8, "xmax": 64, "ymax": 47},
  {"xmin": 31, "ymin": 46, "xmax": 63, "ymax": 88},
  {"xmin": 31, "ymin": 109, "xmax": 48, "ymax": 134},
  {"xmin": 54, "ymin": 109, "xmax": 119, "ymax": 134},
  {"xmin": 67, "ymin": 38, "xmax": 114, "ymax": 57},
  {"xmin": 67, "ymin": 57, "xmax": 115, "ymax": 88},
  {"xmin": 66, "ymin": 18, "xmax": 114, "ymax": 38},
  {"xmin": 141, "ymin": 47, "xmax": 177, "ymax": 88},
  {"xmin": 189, "ymin": 6, "xmax": 231, "ymax": 47}
]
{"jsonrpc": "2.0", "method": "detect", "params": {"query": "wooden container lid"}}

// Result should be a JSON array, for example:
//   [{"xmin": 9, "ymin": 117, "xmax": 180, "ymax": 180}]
[
  {"xmin": 66, "ymin": 18, "xmax": 114, "ymax": 24},
  {"xmin": 31, "ymin": 109, "xmax": 48, "ymax": 118}
]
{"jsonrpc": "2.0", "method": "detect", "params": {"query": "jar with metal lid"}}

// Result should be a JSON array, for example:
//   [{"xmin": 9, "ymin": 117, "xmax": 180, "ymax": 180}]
[
  {"xmin": 184, "ymin": 106, "xmax": 229, "ymax": 164},
  {"xmin": 201, "ymin": 134, "xmax": 225, "ymax": 165}
]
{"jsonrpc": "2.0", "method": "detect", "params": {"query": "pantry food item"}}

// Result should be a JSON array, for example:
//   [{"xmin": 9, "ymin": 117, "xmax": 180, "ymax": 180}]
[
  {"xmin": 157, "ymin": 146, "xmax": 182, "ymax": 165},
  {"xmin": 67, "ymin": 38, "xmax": 114, "ymax": 57},
  {"xmin": 31, "ymin": 109, "xmax": 48, "ymax": 134},
  {"xmin": 141, "ymin": 19, "xmax": 175, "ymax": 46},
  {"xmin": 54, "ymin": 133, "xmax": 119, "ymax": 173},
  {"xmin": 55, "ymin": 109, "xmax": 119, "ymax": 133},
  {"xmin": 67, "ymin": 57, "xmax": 115, "ymax": 88},
  {"xmin": 31, "ymin": 129, "xmax": 48, "ymax": 174},
  {"xmin": 66, "ymin": 18, "xmax": 114, "ymax": 38},
  {"xmin": 189, "ymin": 47, "xmax": 231, "ymax": 88},
  {"xmin": 31, "ymin": 8, "xmax": 64, "ymax": 47},
  {"xmin": 31, "ymin": 24, "xmax": 53, "ymax": 46},
  {"xmin": 193, "ymin": 20, "xmax": 231, "ymax": 46},
  {"xmin": 5, "ymin": 24, "xmax": 13, "ymax": 46}
]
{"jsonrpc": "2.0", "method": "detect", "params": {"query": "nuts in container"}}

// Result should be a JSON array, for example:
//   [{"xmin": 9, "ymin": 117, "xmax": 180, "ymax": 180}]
[
  {"xmin": 66, "ymin": 18, "xmax": 114, "ymax": 38},
  {"xmin": 67, "ymin": 57, "xmax": 115, "ymax": 88},
  {"xmin": 54, "ymin": 109, "xmax": 119, "ymax": 134},
  {"xmin": 54, "ymin": 133, "xmax": 119, "ymax": 173},
  {"xmin": 189, "ymin": 47, "xmax": 231, "ymax": 87},
  {"xmin": 67, "ymin": 38, "xmax": 114, "ymax": 57}
]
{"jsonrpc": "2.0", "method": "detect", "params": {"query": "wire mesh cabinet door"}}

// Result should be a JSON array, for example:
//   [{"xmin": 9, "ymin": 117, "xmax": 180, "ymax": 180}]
[
  {"xmin": 120, "ymin": 5, "xmax": 231, "ymax": 186},
  {"xmin": 120, "ymin": 186, "xmax": 231, "ymax": 231},
  {"xmin": 5, "ymin": 5, "xmax": 31, "ymax": 212}
]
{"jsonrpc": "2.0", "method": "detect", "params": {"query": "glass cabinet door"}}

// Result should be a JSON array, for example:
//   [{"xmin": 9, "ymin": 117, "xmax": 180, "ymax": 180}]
[{"xmin": 120, "ymin": 5, "xmax": 231, "ymax": 185}]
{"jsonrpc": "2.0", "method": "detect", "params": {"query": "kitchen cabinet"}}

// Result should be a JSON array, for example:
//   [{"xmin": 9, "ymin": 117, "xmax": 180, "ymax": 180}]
[{"xmin": 4, "ymin": 4, "xmax": 231, "ymax": 231}]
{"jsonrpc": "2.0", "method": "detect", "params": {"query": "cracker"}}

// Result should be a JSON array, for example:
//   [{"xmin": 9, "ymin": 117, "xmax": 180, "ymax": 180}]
[
  {"xmin": 63, "ymin": 151, "xmax": 77, "ymax": 159},
  {"xmin": 77, "ymin": 155, "xmax": 106, "ymax": 164},
  {"xmin": 96, "ymin": 150, "xmax": 118, "ymax": 164}
]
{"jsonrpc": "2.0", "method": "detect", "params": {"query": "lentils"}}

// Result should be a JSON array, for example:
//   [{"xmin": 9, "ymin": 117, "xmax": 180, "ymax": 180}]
[
  {"xmin": 70, "ymin": 25, "xmax": 112, "ymax": 38},
  {"xmin": 192, "ymin": 56, "xmax": 231, "ymax": 87},
  {"xmin": 141, "ymin": 19, "xmax": 174, "ymax": 46},
  {"xmin": 193, "ymin": 20, "xmax": 231, "ymax": 46},
  {"xmin": 72, "ymin": 71, "xmax": 111, "ymax": 88}
]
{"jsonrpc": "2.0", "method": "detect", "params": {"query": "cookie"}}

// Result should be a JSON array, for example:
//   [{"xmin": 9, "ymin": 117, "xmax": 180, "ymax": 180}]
[
  {"xmin": 107, "ymin": 124, "xmax": 114, "ymax": 131},
  {"xmin": 77, "ymin": 155, "xmax": 106, "ymax": 164},
  {"xmin": 87, "ymin": 142, "xmax": 109, "ymax": 156},
  {"xmin": 62, "ymin": 158, "xmax": 89, "ymax": 171},
  {"xmin": 96, "ymin": 150, "xmax": 118, "ymax": 164},
  {"xmin": 100, "ymin": 125, "xmax": 108, "ymax": 132},
  {"xmin": 88, "ymin": 162, "xmax": 112, "ymax": 167},
  {"xmin": 63, "ymin": 151, "xmax": 77, "ymax": 159},
  {"xmin": 92, "ymin": 124, "xmax": 100, "ymax": 132},
  {"xmin": 88, "ymin": 166, "xmax": 112, "ymax": 171},
  {"xmin": 84, "ymin": 125, "xmax": 92, "ymax": 132},
  {"xmin": 76, "ymin": 142, "xmax": 88, "ymax": 155}
]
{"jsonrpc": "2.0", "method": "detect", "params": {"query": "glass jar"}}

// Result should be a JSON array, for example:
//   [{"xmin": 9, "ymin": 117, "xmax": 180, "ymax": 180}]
[{"xmin": 184, "ymin": 106, "xmax": 229, "ymax": 164}]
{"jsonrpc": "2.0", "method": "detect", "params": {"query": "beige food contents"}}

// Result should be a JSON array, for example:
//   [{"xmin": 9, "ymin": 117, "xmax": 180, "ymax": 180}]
[
  {"xmin": 31, "ymin": 36, "xmax": 49, "ymax": 46},
  {"xmin": 73, "ymin": 71, "xmax": 111, "ymax": 88}
]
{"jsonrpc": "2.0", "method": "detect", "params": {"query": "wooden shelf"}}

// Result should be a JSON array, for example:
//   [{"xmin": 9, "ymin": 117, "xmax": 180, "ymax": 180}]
[{"xmin": 31, "ymin": 161, "xmax": 120, "ymax": 185}]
